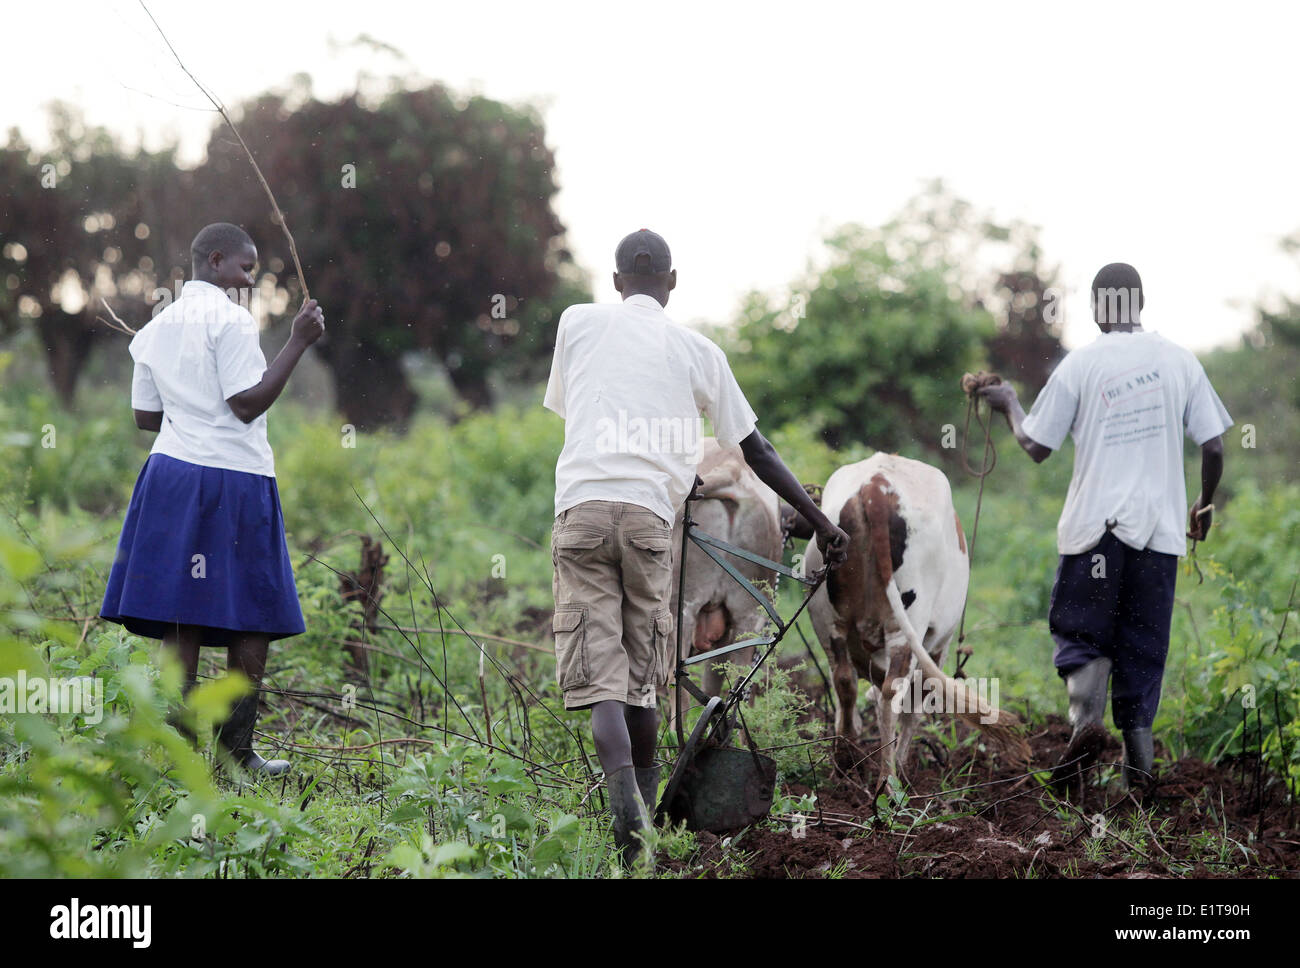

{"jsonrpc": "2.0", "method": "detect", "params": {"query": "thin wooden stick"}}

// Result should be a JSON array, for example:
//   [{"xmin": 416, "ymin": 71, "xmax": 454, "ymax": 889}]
[
  {"xmin": 96, "ymin": 297, "xmax": 137, "ymax": 336},
  {"xmin": 137, "ymin": 0, "xmax": 310, "ymax": 300}
]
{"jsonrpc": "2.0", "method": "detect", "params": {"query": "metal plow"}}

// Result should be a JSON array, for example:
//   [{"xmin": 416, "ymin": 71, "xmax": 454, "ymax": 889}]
[{"xmin": 656, "ymin": 502, "xmax": 827, "ymax": 833}]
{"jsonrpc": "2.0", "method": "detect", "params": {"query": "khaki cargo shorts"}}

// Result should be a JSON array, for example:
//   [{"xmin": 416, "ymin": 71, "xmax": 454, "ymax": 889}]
[{"xmin": 551, "ymin": 500, "xmax": 675, "ymax": 710}]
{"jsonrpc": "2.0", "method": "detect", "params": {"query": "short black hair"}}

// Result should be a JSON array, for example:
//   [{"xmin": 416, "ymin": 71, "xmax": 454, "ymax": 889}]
[
  {"xmin": 190, "ymin": 222, "xmax": 255, "ymax": 267},
  {"xmin": 1091, "ymin": 262, "xmax": 1144, "ymax": 310}
]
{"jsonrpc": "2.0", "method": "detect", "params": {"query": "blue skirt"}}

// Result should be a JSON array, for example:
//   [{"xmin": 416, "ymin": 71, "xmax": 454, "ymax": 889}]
[{"xmin": 100, "ymin": 454, "xmax": 306, "ymax": 645}]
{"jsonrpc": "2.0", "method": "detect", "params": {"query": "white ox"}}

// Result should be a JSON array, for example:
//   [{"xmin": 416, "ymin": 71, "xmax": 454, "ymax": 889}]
[
  {"xmin": 802, "ymin": 453, "xmax": 1025, "ymax": 782},
  {"xmin": 666, "ymin": 438, "xmax": 783, "ymax": 714}
]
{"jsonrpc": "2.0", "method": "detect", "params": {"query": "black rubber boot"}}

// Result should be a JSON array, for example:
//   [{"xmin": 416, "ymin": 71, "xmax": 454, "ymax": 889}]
[
  {"xmin": 606, "ymin": 766, "xmax": 651, "ymax": 870},
  {"xmin": 167, "ymin": 673, "xmax": 199, "ymax": 745},
  {"xmin": 1051, "ymin": 657, "xmax": 1112, "ymax": 796},
  {"xmin": 635, "ymin": 764, "xmax": 661, "ymax": 820},
  {"xmin": 215, "ymin": 694, "xmax": 290, "ymax": 775},
  {"xmin": 1122, "ymin": 727, "xmax": 1155, "ymax": 793}
]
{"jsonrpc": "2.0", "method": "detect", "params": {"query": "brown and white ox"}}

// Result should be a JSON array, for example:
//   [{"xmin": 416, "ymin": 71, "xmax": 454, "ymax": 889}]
[
  {"xmin": 801, "ymin": 453, "xmax": 1025, "ymax": 783},
  {"xmin": 666, "ymin": 438, "xmax": 783, "ymax": 721}
]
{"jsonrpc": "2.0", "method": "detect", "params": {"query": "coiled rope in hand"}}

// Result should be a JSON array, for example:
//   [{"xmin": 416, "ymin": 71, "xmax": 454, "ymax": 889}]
[{"xmin": 954, "ymin": 371, "xmax": 1003, "ymax": 674}]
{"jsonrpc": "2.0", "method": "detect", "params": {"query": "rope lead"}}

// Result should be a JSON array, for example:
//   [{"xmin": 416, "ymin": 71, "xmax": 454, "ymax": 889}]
[{"xmin": 955, "ymin": 372, "xmax": 1003, "ymax": 673}]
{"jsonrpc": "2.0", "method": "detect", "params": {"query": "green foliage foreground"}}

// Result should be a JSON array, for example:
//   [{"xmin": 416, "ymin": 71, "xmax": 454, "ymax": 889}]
[{"xmin": 1, "ymin": 373, "xmax": 1297, "ymax": 878}]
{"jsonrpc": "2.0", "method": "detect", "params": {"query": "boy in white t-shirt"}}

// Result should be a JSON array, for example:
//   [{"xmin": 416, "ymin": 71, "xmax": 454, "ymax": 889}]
[
  {"xmin": 979, "ymin": 263, "xmax": 1230, "ymax": 794},
  {"xmin": 544, "ymin": 229, "xmax": 848, "ymax": 865}
]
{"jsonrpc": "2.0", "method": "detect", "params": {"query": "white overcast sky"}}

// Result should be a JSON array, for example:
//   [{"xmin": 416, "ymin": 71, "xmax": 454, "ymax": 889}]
[{"xmin": 6, "ymin": 0, "xmax": 1300, "ymax": 351}]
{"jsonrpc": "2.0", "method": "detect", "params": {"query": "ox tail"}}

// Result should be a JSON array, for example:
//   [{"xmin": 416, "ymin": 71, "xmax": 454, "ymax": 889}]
[{"xmin": 883, "ymin": 581, "xmax": 1030, "ymax": 764}]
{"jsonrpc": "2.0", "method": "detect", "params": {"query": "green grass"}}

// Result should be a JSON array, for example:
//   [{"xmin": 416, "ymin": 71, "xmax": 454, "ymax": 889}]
[{"xmin": 1, "ymin": 359, "xmax": 1297, "ymax": 878}]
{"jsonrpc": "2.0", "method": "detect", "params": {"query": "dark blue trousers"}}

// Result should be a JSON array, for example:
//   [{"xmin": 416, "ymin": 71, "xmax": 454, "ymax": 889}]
[{"xmin": 1048, "ymin": 530, "xmax": 1179, "ymax": 730}]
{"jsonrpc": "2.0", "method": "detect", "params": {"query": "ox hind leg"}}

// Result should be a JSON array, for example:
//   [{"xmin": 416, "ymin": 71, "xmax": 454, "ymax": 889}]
[
  {"xmin": 873, "ymin": 625, "xmax": 913, "ymax": 791},
  {"xmin": 828, "ymin": 633, "xmax": 869, "ymax": 780},
  {"xmin": 829, "ymin": 634, "xmax": 862, "ymax": 739},
  {"xmin": 696, "ymin": 604, "xmax": 759, "ymax": 747},
  {"xmin": 697, "ymin": 604, "xmax": 735, "ymax": 701},
  {"xmin": 706, "ymin": 585, "xmax": 768, "ymax": 745},
  {"xmin": 665, "ymin": 603, "xmax": 729, "ymax": 738}
]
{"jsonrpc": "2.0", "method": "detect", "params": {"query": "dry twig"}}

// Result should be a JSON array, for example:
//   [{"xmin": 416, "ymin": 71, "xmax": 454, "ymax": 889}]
[
  {"xmin": 96, "ymin": 297, "xmax": 137, "ymax": 337},
  {"xmin": 137, "ymin": 0, "xmax": 309, "ymax": 299}
]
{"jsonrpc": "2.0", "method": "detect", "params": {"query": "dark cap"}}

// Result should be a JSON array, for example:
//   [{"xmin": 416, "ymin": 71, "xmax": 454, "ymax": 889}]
[{"xmin": 615, "ymin": 229, "xmax": 672, "ymax": 274}]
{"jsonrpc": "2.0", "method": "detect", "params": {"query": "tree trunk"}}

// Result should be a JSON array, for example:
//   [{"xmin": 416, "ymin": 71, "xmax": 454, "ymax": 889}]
[
  {"xmin": 38, "ymin": 310, "xmax": 97, "ymax": 406},
  {"xmin": 317, "ymin": 339, "xmax": 418, "ymax": 430},
  {"xmin": 445, "ymin": 362, "xmax": 494, "ymax": 411}
]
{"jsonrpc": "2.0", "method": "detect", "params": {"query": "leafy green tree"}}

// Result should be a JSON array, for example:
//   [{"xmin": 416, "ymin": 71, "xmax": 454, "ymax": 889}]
[
  {"xmin": 1256, "ymin": 231, "xmax": 1300, "ymax": 354},
  {"xmin": 0, "ymin": 106, "xmax": 190, "ymax": 404},
  {"xmin": 205, "ymin": 82, "xmax": 587, "ymax": 427},
  {"xmin": 883, "ymin": 181, "xmax": 1063, "ymax": 397},
  {"xmin": 1200, "ymin": 230, "xmax": 1300, "ymax": 486},
  {"xmin": 984, "ymin": 240, "xmax": 1062, "ymax": 399},
  {"xmin": 717, "ymin": 191, "xmax": 997, "ymax": 454},
  {"xmin": 2, "ymin": 79, "xmax": 587, "ymax": 427}
]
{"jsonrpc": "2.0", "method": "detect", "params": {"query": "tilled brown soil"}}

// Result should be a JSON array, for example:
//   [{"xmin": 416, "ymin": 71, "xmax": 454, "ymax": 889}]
[{"xmin": 662, "ymin": 716, "xmax": 1300, "ymax": 879}]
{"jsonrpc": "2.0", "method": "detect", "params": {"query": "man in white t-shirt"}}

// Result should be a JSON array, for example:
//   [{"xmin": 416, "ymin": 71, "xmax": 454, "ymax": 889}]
[
  {"xmin": 979, "ymin": 263, "xmax": 1230, "ymax": 794},
  {"xmin": 544, "ymin": 229, "xmax": 848, "ymax": 865}
]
